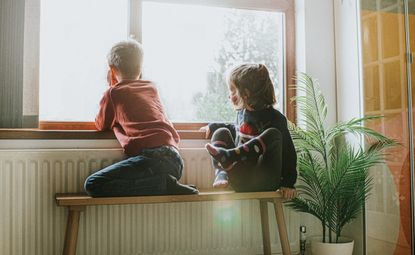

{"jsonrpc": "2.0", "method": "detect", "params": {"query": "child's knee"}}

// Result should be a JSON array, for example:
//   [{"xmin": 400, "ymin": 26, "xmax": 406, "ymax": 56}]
[
  {"xmin": 84, "ymin": 175, "xmax": 102, "ymax": 196},
  {"xmin": 84, "ymin": 177, "xmax": 93, "ymax": 195},
  {"xmin": 211, "ymin": 127, "xmax": 233, "ymax": 141}
]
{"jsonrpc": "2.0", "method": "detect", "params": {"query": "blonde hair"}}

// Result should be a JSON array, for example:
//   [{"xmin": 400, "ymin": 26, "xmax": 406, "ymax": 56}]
[
  {"xmin": 107, "ymin": 40, "xmax": 143, "ymax": 79},
  {"xmin": 227, "ymin": 63, "xmax": 276, "ymax": 110}
]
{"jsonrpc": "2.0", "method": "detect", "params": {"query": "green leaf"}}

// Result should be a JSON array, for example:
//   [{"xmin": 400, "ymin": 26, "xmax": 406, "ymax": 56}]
[{"xmin": 286, "ymin": 73, "xmax": 396, "ymax": 243}]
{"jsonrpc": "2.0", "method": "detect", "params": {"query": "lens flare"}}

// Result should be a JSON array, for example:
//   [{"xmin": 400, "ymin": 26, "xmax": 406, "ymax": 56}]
[{"xmin": 213, "ymin": 201, "xmax": 241, "ymax": 227}]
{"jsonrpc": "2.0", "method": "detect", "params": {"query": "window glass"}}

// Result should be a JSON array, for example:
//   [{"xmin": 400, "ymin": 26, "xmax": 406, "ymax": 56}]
[
  {"xmin": 39, "ymin": 1, "xmax": 283, "ymax": 123},
  {"xmin": 142, "ymin": 2, "xmax": 284, "ymax": 122},
  {"xmin": 39, "ymin": 0, "xmax": 128, "ymax": 121}
]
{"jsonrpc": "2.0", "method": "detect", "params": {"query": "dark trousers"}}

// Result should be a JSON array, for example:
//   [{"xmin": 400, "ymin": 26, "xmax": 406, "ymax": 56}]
[
  {"xmin": 211, "ymin": 127, "xmax": 282, "ymax": 192},
  {"xmin": 84, "ymin": 146, "xmax": 183, "ymax": 197}
]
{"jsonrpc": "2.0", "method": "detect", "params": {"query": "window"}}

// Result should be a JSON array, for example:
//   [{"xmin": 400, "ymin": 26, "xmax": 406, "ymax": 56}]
[
  {"xmin": 142, "ymin": 2, "xmax": 284, "ymax": 122},
  {"xmin": 34, "ymin": 0, "xmax": 295, "ymax": 133},
  {"xmin": 39, "ymin": 0, "xmax": 129, "ymax": 121}
]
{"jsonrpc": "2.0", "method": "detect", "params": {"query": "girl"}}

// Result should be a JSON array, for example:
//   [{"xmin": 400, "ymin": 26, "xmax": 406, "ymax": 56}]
[{"xmin": 203, "ymin": 63, "xmax": 297, "ymax": 199}]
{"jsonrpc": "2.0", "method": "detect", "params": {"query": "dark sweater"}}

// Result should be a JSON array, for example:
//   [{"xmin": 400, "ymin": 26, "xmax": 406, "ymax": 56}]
[{"xmin": 209, "ymin": 107, "xmax": 297, "ymax": 188}]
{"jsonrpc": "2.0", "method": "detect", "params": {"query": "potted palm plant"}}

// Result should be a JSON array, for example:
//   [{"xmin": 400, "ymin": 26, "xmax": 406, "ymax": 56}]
[{"xmin": 286, "ymin": 73, "xmax": 396, "ymax": 255}]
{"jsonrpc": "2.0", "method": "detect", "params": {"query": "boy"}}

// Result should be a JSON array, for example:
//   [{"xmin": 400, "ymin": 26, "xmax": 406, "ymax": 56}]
[{"xmin": 84, "ymin": 40, "xmax": 198, "ymax": 197}]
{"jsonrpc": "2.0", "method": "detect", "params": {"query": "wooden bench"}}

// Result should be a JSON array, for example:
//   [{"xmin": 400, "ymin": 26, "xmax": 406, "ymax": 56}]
[{"xmin": 56, "ymin": 190, "xmax": 292, "ymax": 255}]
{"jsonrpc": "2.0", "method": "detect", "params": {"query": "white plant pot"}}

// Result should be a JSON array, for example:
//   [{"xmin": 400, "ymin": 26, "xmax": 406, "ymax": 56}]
[{"xmin": 311, "ymin": 236, "xmax": 354, "ymax": 255}]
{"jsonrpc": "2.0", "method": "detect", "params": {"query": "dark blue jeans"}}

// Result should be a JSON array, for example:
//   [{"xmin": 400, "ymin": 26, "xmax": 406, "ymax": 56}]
[{"xmin": 84, "ymin": 146, "xmax": 183, "ymax": 197}]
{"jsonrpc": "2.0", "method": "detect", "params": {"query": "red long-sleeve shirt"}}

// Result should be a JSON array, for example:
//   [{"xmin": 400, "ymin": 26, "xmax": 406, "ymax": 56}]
[{"xmin": 95, "ymin": 80, "xmax": 180, "ymax": 156}]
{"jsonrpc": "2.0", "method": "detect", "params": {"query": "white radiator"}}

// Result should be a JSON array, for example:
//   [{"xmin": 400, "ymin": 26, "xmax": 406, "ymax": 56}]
[{"xmin": 0, "ymin": 149, "xmax": 299, "ymax": 255}]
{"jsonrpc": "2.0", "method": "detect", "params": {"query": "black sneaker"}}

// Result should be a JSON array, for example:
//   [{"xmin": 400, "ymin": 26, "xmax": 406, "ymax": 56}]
[{"xmin": 166, "ymin": 175, "xmax": 199, "ymax": 195}]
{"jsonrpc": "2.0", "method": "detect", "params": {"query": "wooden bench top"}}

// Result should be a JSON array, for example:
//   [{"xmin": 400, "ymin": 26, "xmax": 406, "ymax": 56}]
[{"xmin": 56, "ymin": 190, "xmax": 283, "ymax": 207}]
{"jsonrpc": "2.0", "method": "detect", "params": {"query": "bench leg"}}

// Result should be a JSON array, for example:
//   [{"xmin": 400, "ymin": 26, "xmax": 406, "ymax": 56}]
[
  {"xmin": 63, "ymin": 206, "xmax": 85, "ymax": 255},
  {"xmin": 259, "ymin": 200, "xmax": 272, "ymax": 255},
  {"xmin": 272, "ymin": 199, "xmax": 292, "ymax": 255}
]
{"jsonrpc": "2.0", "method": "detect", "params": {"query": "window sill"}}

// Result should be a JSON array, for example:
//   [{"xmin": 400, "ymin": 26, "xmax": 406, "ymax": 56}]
[
  {"xmin": 0, "ymin": 121, "xmax": 208, "ymax": 140},
  {"xmin": 0, "ymin": 129, "xmax": 206, "ymax": 140}
]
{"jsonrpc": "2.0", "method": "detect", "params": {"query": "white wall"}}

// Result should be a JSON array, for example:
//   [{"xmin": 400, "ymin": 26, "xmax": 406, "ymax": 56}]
[
  {"xmin": 296, "ymin": 0, "xmax": 338, "ymax": 126},
  {"xmin": 333, "ymin": 0, "xmax": 364, "ymax": 255},
  {"xmin": 334, "ymin": 0, "xmax": 362, "ymax": 122}
]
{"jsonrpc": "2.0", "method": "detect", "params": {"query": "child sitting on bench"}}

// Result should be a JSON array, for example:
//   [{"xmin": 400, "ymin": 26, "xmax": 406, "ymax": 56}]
[
  {"xmin": 203, "ymin": 63, "xmax": 297, "ymax": 199},
  {"xmin": 84, "ymin": 40, "xmax": 198, "ymax": 197}
]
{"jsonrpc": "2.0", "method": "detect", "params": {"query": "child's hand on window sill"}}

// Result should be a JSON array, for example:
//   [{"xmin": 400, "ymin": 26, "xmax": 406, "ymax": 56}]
[
  {"xmin": 199, "ymin": 125, "xmax": 211, "ymax": 139},
  {"xmin": 279, "ymin": 187, "xmax": 296, "ymax": 200}
]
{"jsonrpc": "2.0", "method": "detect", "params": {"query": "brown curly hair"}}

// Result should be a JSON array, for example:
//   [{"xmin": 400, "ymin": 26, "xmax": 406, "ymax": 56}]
[{"xmin": 227, "ymin": 63, "xmax": 276, "ymax": 110}]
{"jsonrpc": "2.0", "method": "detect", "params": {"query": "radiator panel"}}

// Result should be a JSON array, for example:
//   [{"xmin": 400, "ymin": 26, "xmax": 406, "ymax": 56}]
[{"xmin": 0, "ymin": 149, "xmax": 299, "ymax": 255}]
